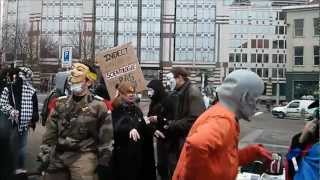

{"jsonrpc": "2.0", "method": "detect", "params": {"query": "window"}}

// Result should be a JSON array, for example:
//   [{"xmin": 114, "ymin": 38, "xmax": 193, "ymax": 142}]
[
  {"xmin": 272, "ymin": 69, "xmax": 277, "ymax": 77},
  {"xmin": 263, "ymin": 68, "xmax": 269, "ymax": 77},
  {"xmin": 288, "ymin": 102, "xmax": 299, "ymax": 108},
  {"xmin": 257, "ymin": 68, "xmax": 262, "ymax": 77},
  {"xmin": 257, "ymin": 54, "xmax": 262, "ymax": 63},
  {"xmin": 264, "ymin": 40, "xmax": 269, "ymax": 49},
  {"xmin": 278, "ymin": 69, "xmax": 284, "ymax": 78},
  {"xmin": 272, "ymin": 54, "xmax": 277, "ymax": 63},
  {"xmin": 272, "ymin": 40, "xmax": 278, "ymax": 49},
  {"xmin": 279, "ymin": 54, "xmax": 284, "ymax": 63},
  {"xmin": 242, "ymin": 53, "xmax": 247, "ymax": 62},
  {"xmin": 294, "ymin": 46, "xmax": 304, "ymax": 65},
  {"xmin": 279, "ymin": 40, "xmax": 284, "ymax": 49},
  {"xmin": 279, "ymin": 26, "xmax": 285, "ymax": 35},
  {"xmin": 251, "ymin": 39, "xmax": 256, "ymax": 48},
  {"xmin": 279, "ymin": 12, "xmax": 286, "ymax": 20},
  {"xmin": 294, "ymin": 19, "xmax": 304, "ymax": 37},
  {"xmin": 314, "ymin": 46, "xmax": 319, "ymax": 65},
  {"xmin": 257, "ymin": 39, "xmax": 263, "ymax": 48},
  {"xmin": 229, "ymin": 53, "xmax": 234, "ymax": 62},
  {"xmin": 314, "ymin": 18, "xmax": 320, "ymax": 36},
  {"xmin": 236, "ymin": 53, "xmax": 241, "ymax": 62},
  {"xmin": 251, "ymin": 54, "xmax": 256, "ymax": 63},
  {"xmin": 263, "ymin": 54, "xmax": 269, "ymax": 63},
  {"xmin": 242, "ymin": 42, "xmax": 248, "ymax": 48}
]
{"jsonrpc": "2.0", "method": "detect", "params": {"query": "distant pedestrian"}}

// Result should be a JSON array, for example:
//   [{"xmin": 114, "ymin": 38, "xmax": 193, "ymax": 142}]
[
  {"xmin": 0, "ymin": 67, "xmax": 39, "ymax": 177},
  {"xmin": 173, "ymin": 70, "xmax": 272, "ymax": 180},
  {"xmin": 163, "ymin": 67, "xmax": 206, "ymax": 177},
  {"xmin": 112, "ymin": 81, "xmax": 156, "ymax": 180}
]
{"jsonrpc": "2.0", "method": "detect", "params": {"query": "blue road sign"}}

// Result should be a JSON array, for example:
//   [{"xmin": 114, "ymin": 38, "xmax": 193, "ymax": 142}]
[{"xmin": 64, "ymin": 51, "xmax": 70, "ymax": 62}]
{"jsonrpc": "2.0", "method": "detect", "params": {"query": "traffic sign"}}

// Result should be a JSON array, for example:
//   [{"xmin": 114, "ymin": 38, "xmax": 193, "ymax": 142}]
[{"xmin": 61, "ymin": 47, "xmax": 72, "ymax": 68}]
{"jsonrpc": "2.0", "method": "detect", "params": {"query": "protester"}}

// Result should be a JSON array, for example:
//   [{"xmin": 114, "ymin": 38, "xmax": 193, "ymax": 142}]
[
  {"xmin": 112, "ymin": 81, "xmax": 156, "ymax": 180},
  {"xmin": 163, "ymin": 67, "xmax": 206, "ymax": 177},
  {"xmin": 41, "ymin": 63, "xmax": 113, "ymax": 180},
  {"xmin": 0, "ymin": 67, "xmax": 39, "ymax": 178},
  {"xmin": 173, "ymin": 69, "xmax": 272, "ymax": 180},
  {"xmin": 147, "ymin": 79, "xmax": 175, "ymax": 180},
  {"xmin": 286, "ymin": 100, "xmax": 319, "ymax": 180},
  {"xmin": 0, "ymin": 67, "xmax": 17, "ymax": 180}
]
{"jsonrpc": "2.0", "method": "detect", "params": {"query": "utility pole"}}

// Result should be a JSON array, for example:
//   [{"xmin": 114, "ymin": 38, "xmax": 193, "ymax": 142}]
[
  {"xmin": 90, "ymin": 0, "xmax": 96, "ymax": 65},
  {"xmin": 58, "ymin": 0, "xmax": 62, "ymax": 68},
  {"xmin": 13, "ymin": 0, "xmax": 20, "ymax": 67}
]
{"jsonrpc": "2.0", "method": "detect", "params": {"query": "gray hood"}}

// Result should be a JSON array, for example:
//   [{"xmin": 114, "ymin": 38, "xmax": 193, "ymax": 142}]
[
  {"xmin": 55, "ymin": 71, "xmax": 70, "ymax": 93},
  {"xmin": 216, "ymin": 70, "xmax": 264, "ymax": 121}
]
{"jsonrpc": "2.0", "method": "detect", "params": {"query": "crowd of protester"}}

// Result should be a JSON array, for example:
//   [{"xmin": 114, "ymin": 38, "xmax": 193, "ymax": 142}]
[{"xmin": 0, "ymin": 64, "xmax": 318, "ymax": 180}]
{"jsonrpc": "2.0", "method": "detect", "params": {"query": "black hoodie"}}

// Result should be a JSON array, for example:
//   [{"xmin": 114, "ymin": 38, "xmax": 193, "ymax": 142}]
[{"xmin": 147, "ymin": 80, "xmax": 174, "ymax": 129}]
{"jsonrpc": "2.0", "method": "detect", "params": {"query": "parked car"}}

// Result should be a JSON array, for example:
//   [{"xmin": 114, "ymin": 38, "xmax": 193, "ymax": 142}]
[
  {"xmin": 306, "ymin": 100, "xmax": 319, "ymax": 121},
  {"xmin": 272, "ymin": 100, "xmax": 314, "ymax": 119}
]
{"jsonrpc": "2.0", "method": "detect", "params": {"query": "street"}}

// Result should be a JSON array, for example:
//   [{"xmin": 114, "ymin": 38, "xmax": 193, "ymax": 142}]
[{"xmin": 25, "ymin": 93, "xmax": 306, "ymax": 179}]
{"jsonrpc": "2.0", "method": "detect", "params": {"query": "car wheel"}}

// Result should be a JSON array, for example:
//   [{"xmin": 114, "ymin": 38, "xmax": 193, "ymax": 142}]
[{"xmin": 278, "ymin": 112, "xmax": 285, "ymax": 119}]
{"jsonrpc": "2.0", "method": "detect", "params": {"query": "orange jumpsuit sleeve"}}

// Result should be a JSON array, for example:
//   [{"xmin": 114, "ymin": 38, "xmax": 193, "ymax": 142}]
[
  {"xmin": 238, "ymin": 145, "xmax": 260, "ymax": 166},
  {"xmin": 182, "ymin": 117, "xmax": 231, "ymax": 180}
]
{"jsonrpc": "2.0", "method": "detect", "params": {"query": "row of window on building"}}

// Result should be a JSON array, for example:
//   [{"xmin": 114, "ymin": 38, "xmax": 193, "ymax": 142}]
[
  {"xmin": 229, "ymin": 53, "xmax": 287, "ymax": 64},
  {"xmin": 294, "ymin": 18, "xmax": 320, "ymax": 37},
  {"xmin": 229, "ymin": 67, "xmax": 286, "ymax": 79},
  {"xmin": 294, "ymin": 46, "xmax": 319, "ymax": 66}
]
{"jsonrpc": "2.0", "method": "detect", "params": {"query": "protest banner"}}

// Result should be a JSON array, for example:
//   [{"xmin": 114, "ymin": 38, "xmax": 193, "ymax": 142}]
[{"xmin": 96, "ymin": 43, "xmax": 146, "ymax": 97}]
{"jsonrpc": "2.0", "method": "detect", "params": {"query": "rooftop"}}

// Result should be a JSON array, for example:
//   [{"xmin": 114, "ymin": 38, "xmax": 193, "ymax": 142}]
[{"xmin": 282, "ymin": 3, "xmax": 319, "ymax": 11}]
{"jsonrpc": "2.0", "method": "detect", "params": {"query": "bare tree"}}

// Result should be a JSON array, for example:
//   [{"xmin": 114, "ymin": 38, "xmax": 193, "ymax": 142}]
[
  {"xmin": 2, "ymin": 22, "xmax": 39, "ymax": 66},
  {"xmin": 68, "ymin": 30, "xmax": 92, "ymax": 62},
  {"xmin": 40, "ymin": 35, "xmax": 58, "ymax": 59}
]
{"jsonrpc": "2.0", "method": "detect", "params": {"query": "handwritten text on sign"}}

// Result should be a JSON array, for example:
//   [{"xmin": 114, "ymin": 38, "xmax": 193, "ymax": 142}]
[{"xmin": 96, "ymin": 43, "xmax": 146, "ymax": 97}]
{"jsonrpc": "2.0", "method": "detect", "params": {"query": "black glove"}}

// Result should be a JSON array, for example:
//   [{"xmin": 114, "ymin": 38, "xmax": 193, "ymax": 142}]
[{"xmin": 96, "ymin": 165, "xmax": 112, "ymax": 180}]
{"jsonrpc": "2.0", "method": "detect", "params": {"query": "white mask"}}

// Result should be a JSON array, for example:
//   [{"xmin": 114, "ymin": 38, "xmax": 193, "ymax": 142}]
[
  {"xmin": 166, "ymin": 73, "xmax": 176, "ymax": 91},
  {"xmin": 147, "ymin": 89, "xmax": 155, "ymax": 98},
  {"xmin": 70, "ymin": 83, "xmax": 84, "ymax": 94}
]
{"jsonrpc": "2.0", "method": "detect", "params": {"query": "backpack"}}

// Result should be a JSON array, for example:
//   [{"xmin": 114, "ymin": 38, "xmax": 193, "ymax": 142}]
[{"xmin": 40, "ymin": 89, "xmax": 58, "ymax": 126}]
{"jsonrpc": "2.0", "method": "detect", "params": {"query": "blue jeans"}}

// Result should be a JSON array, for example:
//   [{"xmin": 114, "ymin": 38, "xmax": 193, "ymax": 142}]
[{"xmin": 16, "ymin": 131, "xmax": 28, "ymax": 169}]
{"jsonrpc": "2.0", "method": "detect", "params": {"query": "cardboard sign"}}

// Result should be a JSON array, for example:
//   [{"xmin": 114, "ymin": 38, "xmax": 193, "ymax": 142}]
[{"xmin": 96, "ymin": 43, "xmax": 146, "ymax": 98}]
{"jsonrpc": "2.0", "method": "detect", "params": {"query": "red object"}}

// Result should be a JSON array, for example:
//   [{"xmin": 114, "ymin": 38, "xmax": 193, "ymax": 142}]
[
  {"xmin": 103, "ymin": 99, "xmax": 113, "ymax": 111},
  {"xmin": 48, "ymin": 97, "xmax": 57, "ymax": 115}
]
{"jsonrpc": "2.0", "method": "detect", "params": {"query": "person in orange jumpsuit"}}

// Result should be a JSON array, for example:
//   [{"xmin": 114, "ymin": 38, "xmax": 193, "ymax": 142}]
[{"xmin": 173, "ymin": 70, "xmax": 272, "ymax": 180}]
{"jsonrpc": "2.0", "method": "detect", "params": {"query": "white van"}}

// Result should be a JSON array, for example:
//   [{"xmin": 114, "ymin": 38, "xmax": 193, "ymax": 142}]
[{"xmin": 272, "ymin": 100, "xmax": 314, "ymax": 119}]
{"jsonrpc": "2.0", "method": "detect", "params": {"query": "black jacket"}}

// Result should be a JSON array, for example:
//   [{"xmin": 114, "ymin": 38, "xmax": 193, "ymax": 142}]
[
  {"xmin": 112, "ymin": 102, "xmax": 156, "ymax": 180},
  {"xmin": 147, "ymin": 80, "xmax": 174, "ymax": 131}
]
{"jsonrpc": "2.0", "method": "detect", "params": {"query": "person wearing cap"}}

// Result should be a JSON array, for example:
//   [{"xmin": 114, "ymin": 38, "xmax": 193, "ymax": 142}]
[
  {"xmin": 111, "ymin": 81, "xmax": 156, "ymax": 180},
  {"xmin": 163, "ymin": 67, "xmax": 206, "ymax": 177},
  {"xmin": 173, "ymin": 70, "xmax": 272, "ymax": 180},
  {"xmin": 41, "ymin": 63, "xmax": 113, "ymax": 180},
  {"xmin": 0, "ymin": 66, "xmax": 39, "ymax": 177}
]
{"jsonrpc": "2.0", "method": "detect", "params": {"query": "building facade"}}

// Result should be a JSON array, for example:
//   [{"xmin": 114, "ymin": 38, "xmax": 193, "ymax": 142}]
[
  {"xmin": 39, "ymin": 0, "xmax": 218, "ymax": 88},
  {"xmin": 216, "ymin": 0, "xmax": 307, "ymax": 102},
  {"xmin": 283, "ymin": 4, "xmax": 319, "ymax": 101}
]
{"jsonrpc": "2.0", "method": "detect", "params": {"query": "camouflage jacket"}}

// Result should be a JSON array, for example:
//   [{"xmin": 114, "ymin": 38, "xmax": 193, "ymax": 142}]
[{"xmin": 42, "ymin": 93, "xmax": 113, "ymax": 168}]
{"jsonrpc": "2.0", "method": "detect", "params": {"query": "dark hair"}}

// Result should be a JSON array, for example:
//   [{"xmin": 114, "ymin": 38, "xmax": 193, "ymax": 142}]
[
  {"xmin": 82, "ymin": 62, "xmax": 97, "ymax": 75},
  {"xmin": 171, "ymin": 67, "xmax": 189, "ymax": 80}
]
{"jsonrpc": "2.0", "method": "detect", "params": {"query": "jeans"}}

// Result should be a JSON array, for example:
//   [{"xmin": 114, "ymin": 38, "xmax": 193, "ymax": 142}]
[{"xmin": 16, "ymin": 131, "xmax": 28, "ymax": 169}]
